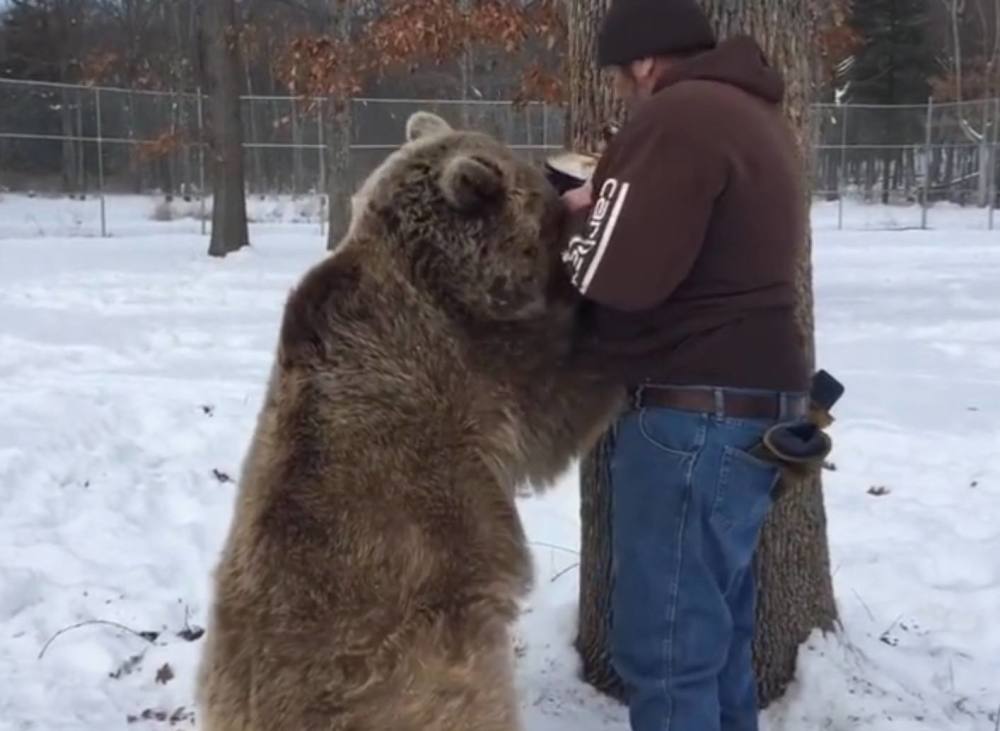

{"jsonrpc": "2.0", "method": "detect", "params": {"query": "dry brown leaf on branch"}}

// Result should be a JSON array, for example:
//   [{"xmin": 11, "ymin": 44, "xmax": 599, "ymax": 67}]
[{"xmin": 277, "ymin": 0, "xmax": 567, "ymax": 102}]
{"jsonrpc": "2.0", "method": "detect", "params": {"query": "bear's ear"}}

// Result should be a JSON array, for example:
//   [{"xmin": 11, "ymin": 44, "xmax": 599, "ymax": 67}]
[
  {"xmin": 406, "ymin": 111, "xmax": 452, "ymax": 143},
  {"xmin": 440, "ymin": 154, "xmax": 505, "ymax": 211}
]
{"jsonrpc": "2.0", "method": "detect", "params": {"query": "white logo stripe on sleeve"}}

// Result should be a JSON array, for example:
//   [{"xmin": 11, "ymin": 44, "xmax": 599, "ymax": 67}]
[
  {"xmin": 562, "ymin": 178, "xmax": 631, "ymax": 294},
  {"xmin": 580, "ymin": 181, "xmax": 630, "ymax": 294}
]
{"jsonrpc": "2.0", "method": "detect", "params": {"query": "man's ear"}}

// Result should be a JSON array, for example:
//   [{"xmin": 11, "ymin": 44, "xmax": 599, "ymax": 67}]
[
  {"xmin": 406, "ymin": 111, "xmax": 453, "ymax": 143},
  {"xmin": 440, "ymin": 154, "xmax": 505, "ymax": 211}
]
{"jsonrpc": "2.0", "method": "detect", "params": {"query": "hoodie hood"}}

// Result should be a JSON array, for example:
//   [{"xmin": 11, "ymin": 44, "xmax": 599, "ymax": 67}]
[{"xmin": 654, "ymin": 35, "xmax": 785, "ymax": 105}]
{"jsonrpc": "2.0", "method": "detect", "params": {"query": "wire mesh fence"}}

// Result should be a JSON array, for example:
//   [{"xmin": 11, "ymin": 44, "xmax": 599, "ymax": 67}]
[
  {"xmin": 0, "ymin": 77, "xmax": 996, "ymax": 237},
  {"xmin": 813, "ymin": 99, "xmax": 999, "ymax": 231}
]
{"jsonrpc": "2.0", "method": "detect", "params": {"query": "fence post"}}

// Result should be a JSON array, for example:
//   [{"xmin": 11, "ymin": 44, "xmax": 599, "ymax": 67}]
[
  {"xmin": 921, "ymin": 96, "xmax": 934, "ymax": 230},
  {"xmin": 318, "ymin": 98, "xmax": 327, "ymax": 239},
  {"xmin": 197, "ymin": 88, "xmax": 207, "ymax": 237},
  {"xmin": 95, "ymin": 86, "xmax": 107, "ymax": 237},
  {"xmin": 838, "ymin": 103, "xmax": 849, "ymax": 231}
]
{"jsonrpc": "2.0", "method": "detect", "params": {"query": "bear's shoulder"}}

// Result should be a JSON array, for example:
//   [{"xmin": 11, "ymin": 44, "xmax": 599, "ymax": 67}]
[{"xmin": 279, "ymin": 249, "xmax": 369, "ymax": 366}]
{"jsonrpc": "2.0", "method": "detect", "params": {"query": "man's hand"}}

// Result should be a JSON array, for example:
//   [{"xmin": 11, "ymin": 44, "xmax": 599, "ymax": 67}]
[{"xmin": 562, "ymin": 181, "xmax": 594, "ymax": 214}]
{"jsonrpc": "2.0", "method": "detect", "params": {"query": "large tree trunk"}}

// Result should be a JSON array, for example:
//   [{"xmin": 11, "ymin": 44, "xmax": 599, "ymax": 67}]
[
  {"xmin": 572, "ymin": 0, "xmax": 837, "ymax": 710},
  {"xmin": 566, "ymin": 0, "xmax": 625, "ymax": 152},
  {"xmin": 201, "ymin": 0, "xmax": 249, "ymax": 258},
  {"xmin": 568, "ymin": 0, "xmax": 627, "ymax": 702}
]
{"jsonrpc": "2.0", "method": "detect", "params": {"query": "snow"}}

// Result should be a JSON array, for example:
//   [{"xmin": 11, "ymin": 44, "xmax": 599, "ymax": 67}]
[{"xmin": 1, "ymin": 193, "xmax": 999, "ymax": 730}]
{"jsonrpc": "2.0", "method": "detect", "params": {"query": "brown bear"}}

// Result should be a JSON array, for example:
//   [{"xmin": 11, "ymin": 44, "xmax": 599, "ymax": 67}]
[{"xmin": 195, "ymin": 111, "xmax": 622, "ymax": 731}]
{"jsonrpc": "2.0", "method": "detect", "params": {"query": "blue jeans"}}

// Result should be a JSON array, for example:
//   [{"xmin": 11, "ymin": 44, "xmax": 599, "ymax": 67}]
[{"xmin": 607, "ymin": 391, "xmax": 786, "ymax": 731}]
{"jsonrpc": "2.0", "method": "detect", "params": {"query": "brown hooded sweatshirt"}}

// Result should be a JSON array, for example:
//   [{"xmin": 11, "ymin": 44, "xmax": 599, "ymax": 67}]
[{"xmin": 562, "ymin": 35, "xmax": 810, "ymax": 393}]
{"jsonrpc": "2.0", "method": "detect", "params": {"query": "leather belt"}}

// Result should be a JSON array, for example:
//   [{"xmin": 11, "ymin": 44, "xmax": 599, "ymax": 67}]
[{"xmin": 631, "ymin": 385, "xmax": 808, "ymax": 421}]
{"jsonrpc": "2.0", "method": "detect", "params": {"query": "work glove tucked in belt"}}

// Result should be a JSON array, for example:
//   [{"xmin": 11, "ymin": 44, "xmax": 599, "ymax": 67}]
[{"xmin": 750, "ymin": 370, "xmax": 845, "ymax": 493}]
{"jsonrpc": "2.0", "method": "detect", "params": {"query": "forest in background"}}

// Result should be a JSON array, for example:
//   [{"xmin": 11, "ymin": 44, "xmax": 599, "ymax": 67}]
[{"xmin": 0, "ymin": 0, "xmax": 997, "ymax": 219}]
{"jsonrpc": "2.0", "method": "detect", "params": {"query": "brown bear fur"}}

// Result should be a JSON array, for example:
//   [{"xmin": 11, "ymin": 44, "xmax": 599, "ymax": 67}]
[{"xmin": 195, "ymin": 111, "xmax": 623, "ymax": 731}]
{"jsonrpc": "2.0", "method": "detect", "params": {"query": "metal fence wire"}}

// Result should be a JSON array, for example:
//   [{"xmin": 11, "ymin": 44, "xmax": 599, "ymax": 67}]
[
  {"xmin": 813, "ymin": 99, "xmax": 999, "ymax": 231},
  {"xmin": 0, "ymin": 77, "xmax": 997, "ymax": 235}
]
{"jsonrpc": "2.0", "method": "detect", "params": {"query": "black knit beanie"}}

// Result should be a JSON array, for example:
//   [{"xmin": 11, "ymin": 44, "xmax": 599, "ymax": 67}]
[{"xmin": 597, "ymin": 0, "xmax": 717, "ymax": 68}]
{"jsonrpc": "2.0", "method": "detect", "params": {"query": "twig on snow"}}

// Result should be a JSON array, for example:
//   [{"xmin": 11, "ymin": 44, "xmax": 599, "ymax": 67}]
[
  {"xmin": 38, "ymin": 620, "xmax": 158, "ymax": 660},
  {"xmin": 851, "ymin": 588, "xmax": 876, "ymax": 623},
  {"xmin": 550, "ymin": 563, "xmax": 580, "ymax": 583},
  {"xmin": 177, "ymin": 603, "xmax": 205, "ymax": 642},
  {"xmin": 529, "ymin": 540, "xmax": 579, "ymax": 557}
]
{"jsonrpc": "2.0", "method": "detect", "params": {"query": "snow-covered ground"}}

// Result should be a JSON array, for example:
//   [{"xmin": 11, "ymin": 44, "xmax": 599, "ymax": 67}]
[{"xmin": 1, "ymin": 195, "xmax": 998, "ymax": 730}]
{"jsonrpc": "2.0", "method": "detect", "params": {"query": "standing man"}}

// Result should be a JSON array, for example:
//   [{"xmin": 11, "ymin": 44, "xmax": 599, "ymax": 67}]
[{"xmin": 560, "ymin": 1, "xmax": 811, "ymax": 730}]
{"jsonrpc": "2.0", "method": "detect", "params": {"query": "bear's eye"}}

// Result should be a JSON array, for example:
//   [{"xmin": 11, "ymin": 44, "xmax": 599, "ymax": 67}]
[{"xmin": 511, "ymin": 187, "xmax": 540, "ymax": 207}]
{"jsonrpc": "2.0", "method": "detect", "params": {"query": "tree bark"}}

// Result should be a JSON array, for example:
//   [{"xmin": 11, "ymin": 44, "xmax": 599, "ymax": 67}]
[
  {"xmin": 292, "ymin": 99, "xmax": 306, "ymax": 197},
  {"xmin": 243, "ymin": 54, "xmax": 264, "ymax": 195},
  {"xmin": 325, "ymin": 4, "xmax": 354, "ymax": 251},
  {"xmin": 572, "ymin": 0, "xmax": 838, "ymax": 710},
  {"xmin": 201, "ymin": 0, "xmax": 250, "ymax": 258},
  {"xmin": 568, "ymin": 0, "xmax": 627, "ymax": 702},
  {"xmin": 59, "ymin": 88, "xmax": 79, "ymax": 196},
  {"xmin": 325, "ymin": 102, "xmax": 353, "ymax": 250},
  {"xmin": 566, "ymin": 0, "xmax": 624, "ymax": 153}
]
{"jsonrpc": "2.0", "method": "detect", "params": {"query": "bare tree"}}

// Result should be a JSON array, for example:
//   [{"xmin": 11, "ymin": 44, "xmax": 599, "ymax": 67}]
[
  {"xmin": 199, "ymin": 0, "xmax": 249, "ymax": 258},
  {"xmin": 324, "ymin": 5, "xmax": 354, "ymax": 251},
  {"xmin": 572, "ymin": 0, "xmax": 838, "ymax": 709},
  {"xmin": 939, "ymin": 0, "xmax": 999, "ymax": 206}
]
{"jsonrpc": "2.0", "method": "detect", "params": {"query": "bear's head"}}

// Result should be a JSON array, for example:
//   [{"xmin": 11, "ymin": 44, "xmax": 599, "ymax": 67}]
[{"xmin": 349, "ymin": 111, "xmax": 569, "ymax": 323}]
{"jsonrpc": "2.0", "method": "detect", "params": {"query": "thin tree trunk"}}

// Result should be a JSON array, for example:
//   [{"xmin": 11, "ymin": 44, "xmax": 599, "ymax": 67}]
[
  {"xmin": 172, "ymin": 2, "xmax": 194, "ymax": 199},
  {"xmin": 325, "ymin": 102, "xmax": 353, "ymax": 250},
  {"xmin": 292, "ymin": 99, "xmax": 305, "ymax": 197},
  {"xmin": 325, "ymin": 5, "xmax": 353, "ymax": 251},
  {"xmin": 127, "ymin": 92, "xmax": 143, "ymax": 194},
  {"xmin": 948, "ymin": 0, "xmax": 992, "ymax": 206},
  {"xmin": 865, "ymin": 155, "xmax": 876, "ymax": 201},
  {"xmin": 882, "ymin": 149, "xmax": 892, "ymax": 205},
  {"xmin": 60, "ymin": 88, "xmax": 78, "ymax": 195},
  {"xmin": 55, "ymin": 1, "xmax": 80, "ymax": 197},
  {"xmin": 243, "ymin": 55, "xmax": 264, "ymax": 195},
  {"xmin": 459, "ymin": 47, "xmax": 474, "ymax": 128},
  {"xmin": 572, "ymin": 0, "xmax": 837, "ymax": 710},
  {"xmin": 75, "ymin": 90, "xmax": 86, "ymax": 195},
  {"xmin": 978, "ymin": 101, "xmax": 991, "ymax": 206},
  {"xmin": 201, "ymin": 0, "xmax": 249, "ymax": 258},
  {"xmin": 457, "ymin": 0, "xmax": 474, "ymax": 128}
]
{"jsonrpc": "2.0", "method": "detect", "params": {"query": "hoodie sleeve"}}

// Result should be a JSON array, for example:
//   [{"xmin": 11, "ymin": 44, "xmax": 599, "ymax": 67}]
[{"xmin": 560, "ymin": 91, "xmax": 729, "ymax": 312}]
